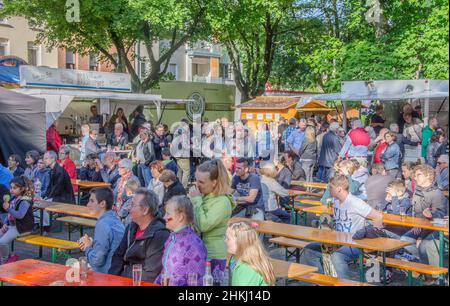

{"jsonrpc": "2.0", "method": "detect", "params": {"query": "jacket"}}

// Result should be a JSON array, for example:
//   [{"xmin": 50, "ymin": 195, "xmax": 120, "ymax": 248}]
[
  {"xmin": 162, "ymin": 179, "xmax": 186, "ymax": 207},
  {"xmin": 5, "ymin": 197, "xmax": 34, "ymax": 234},
  {"xmin": 191, "ymin": 193, "xmax": 235, "ymax": 260},
  {"xmin": 298, "ymin": 139, "xmax": 317, "ymax": 161},
  {"xmin": 155, "ymin": 226, "xmax": 207, "ymax": 286},
  {"xmin": 261, "ymin": 176, "xmax": 289, "ymax": 212},
  {"xmin": 85, "ymin": 137, "xmax": 103, "ymax": 156},
  {"xmin": 109, "ymin": 218, "xmax": 170, "ymax": 282},
  {"xmin": 288, "ymin": 160, "xmax": 306, "ymax": 181},
  {"xmin": 84, "ymin": 210, "xmax": 125, "ymax": 273},
  {"xmin": 35, "ymin": 168, "xmax": 51, "ymax": 198},
  {"xmin": 276, "ymin": 167, "xmax": 292, "ymax": 189},
  {"xmin": 318, "ymin": 131, "xmax": 342, "ymax": 168},
  {"xmin": 412, "ymin": 185, "xmax": 448, "ymax": 219},
  {"xmin": 403, "ymin": 119, "xmax": 423, "ymax": 143},
  {"xmin": 130, "ymin": 115, "xmax": 147, "ymax": 138},
  {"xmin": 59, "ymin": 158, "xmax": 78, "ymax": 193},
  {"xmin": 426, "ymin": 142, "xmax": 440, "ymax": 167},
  {"xmin": 107, "ymin": 132, "xmax": 129, "ymax": 148},
  {"xmin": 378, "ymin": 195, "xmax": 412, "ymax": 215},
  {"xmin": 100, "ymin": 164, "xmax": 120, "ymax": 190},
  {"xmin": 44, "ymin": 163, "xmax": 75, "ymax": 203},
  {"xmin": 152, "ymin": 135, "xmax": 169, "ymax": 161},
  {"xmin": 421, "ymin": 125, "xmax": 434, "ymax": 158},
  {"xmin": 46, "ymin": 125, "xmax": 62, "ymax": 153},
  {"xmin": 0, "ymin": 164, "xmax": 13, "ymax": 189},
  {"xmin": 135, "ymin": 139, "xmax": 155, "ymax": 166},
  {"xmin": 339, "ymin": 128, "xmax": 370, "ymax": 158},
  {"xmin": 436, "ymin": 168, "xmax": 449, "ymax": 190},
  {"xmin": 148, "ymin": 178, "xmax": 165, "ymax": 204},
  {"xmin": 380, "ymin": 142, "xmax": 402, "ymax": 170},
  {"xmin": 79, "ymin": 166, "xmax": 103, "ymax": 182},
  {"xmin": 364, "ymin": 174, "xmax": 395, "ymax": 208},
  {"xmin": 395, "ymin": 133, "xmax": 418, "ymax": 157}
]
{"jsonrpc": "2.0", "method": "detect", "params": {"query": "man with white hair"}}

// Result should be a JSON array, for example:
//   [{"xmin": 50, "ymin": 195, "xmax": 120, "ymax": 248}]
[
  {"xmin": 390, "ymin": 123, "xmax": 419, "ymax": 160},
  {"xmin": 107, "ymin": 123, "xmax": 129, "ymax": 149},
  {"xmin": 338, "ymin": 119, "xmax": 370, "ymax": 167},
  {"xmin": 317, "ymin": 122, "xmax": 342, "ymax": 182},
  {"xmin": 435, "ymin": 154, "xmax": 449, "ymax": 190}
]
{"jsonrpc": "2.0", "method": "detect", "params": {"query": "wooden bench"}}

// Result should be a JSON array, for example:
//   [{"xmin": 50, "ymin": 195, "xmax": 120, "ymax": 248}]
[
  {"xmin": 56, "ymin": 216, "xmax": 97, "ymax": 240},
  {"xmin": 269, "ymin": 237, "xmax": 310, "ymax": 262},
  {"xmin": 294, "ymin": 273, "xmax": 372, "ymax": 286},
  {"xmin": 16, "ymin": 235, "xmax": 79, "ymax": 263},
  {"xmin": 377, "ymin": 256, "xmax": 448, "ymax": 286}
]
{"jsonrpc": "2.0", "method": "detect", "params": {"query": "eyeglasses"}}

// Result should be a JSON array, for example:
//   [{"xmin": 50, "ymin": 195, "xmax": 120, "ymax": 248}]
[{"xmin": 437, "ymin": 161, "xmax": 446, "ymax": 165}]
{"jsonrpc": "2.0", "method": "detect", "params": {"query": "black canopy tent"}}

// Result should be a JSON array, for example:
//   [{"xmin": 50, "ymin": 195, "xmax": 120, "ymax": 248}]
[{"xmin": 0, "ymin": 87, "xmax": 46, "ymax": 165}]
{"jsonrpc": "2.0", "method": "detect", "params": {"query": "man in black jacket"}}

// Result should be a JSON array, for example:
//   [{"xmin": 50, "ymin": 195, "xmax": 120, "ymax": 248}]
[
  {"xmin": 43, "ymin": 151, "xmax": 75, "ymax": 204},
  {"xmin": 317, "ymin": 122, "xmax": 342, "ymax": 183},
  {"xmin": 109, "ymin": 189, "xmax": 169, "ymax": 282}
]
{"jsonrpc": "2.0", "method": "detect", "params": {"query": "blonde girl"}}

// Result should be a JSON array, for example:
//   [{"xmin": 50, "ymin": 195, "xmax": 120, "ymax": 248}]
[{"xmin": 225, "ymin": 221, "xmax": 275, "ymax": 286}]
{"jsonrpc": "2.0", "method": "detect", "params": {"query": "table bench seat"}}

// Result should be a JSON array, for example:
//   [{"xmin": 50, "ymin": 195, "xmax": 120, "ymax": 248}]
[
  {"xmin": 269, "ymin": 237, "xmax": 310, "ymax": 249},
  {"xmin": 295, "ymin": 273, "xmax": 372, "ymax": 286},
  {"xmin": 16, "ymin": 235, "xmax": 79, "ymax": 263}
]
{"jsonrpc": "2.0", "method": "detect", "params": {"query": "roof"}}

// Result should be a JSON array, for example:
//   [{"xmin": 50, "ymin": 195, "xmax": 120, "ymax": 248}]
[
  {"xmin": 236, "ymin": 96, "xmax": 299, "ymax": 109},
  {"xmin": 297, "ymin": 100, "xmax": 333, "ymax": 111}
]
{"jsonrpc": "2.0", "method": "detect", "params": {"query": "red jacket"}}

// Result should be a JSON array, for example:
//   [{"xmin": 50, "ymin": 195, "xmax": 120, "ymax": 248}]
[
  {"xmin": 348, "ymin": 128, "xmax": 370, "ymax": 147},
  {"xmin": 46, "ymin": 125, "xmax": 62, "ymax": 153},
  {"xmin": 59, "ymin": 158, "xmax": 77, "ymax": 193},
  {"xmin": 374, "ymin": 141, "xmax": 388, "ymax": 164}
]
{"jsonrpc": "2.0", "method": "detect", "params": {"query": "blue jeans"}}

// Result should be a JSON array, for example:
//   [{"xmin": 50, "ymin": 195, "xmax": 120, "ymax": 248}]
[
  {"xmin": 300, "ymin": 242, "xmax": 361, "ymax": 280},
  {"xmin": 137, "ymin": 163, "xmax": 152, "ymax": 188},
  {"xmin": 316, "ymin": 166, "xmax": 331, "ymax": 183}
]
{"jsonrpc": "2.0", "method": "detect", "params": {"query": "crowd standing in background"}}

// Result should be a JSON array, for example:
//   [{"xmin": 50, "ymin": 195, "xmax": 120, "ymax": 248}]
[{"xmin": 0, "ymin": 102, "xmax": 448, "ymax": 286}]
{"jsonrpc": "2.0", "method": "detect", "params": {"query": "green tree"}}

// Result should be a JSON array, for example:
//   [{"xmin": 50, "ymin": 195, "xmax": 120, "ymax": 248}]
[{"xmin": 2, "ymin": 0, "xmax": 210, "ymax": 92}]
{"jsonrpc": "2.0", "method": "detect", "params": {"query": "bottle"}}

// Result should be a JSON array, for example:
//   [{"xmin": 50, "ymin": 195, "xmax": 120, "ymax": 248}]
[{"xmin": 203, "ymin": 262, "xmax": 213, "ymax": 286}]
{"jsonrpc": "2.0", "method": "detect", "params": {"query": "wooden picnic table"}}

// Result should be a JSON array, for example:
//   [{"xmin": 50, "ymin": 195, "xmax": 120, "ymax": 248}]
[
  {"xmin": 229, "ymin": 217, "xmax": 411, "ymax": 285},
  {"xmin": 0, "ymin": 259, "xmax": 157, "ymax": 286},
  {"xmin": 45, "ymin": 203, "xmax": 97, "ymax": 219},
  {"xmin": 291, "ymin": 181, "xmax": 327, "ymax": 190},
  {"xmin": 270, "ymin": 258, "xmax": 317, "ymax": 279},
  {"xmin": 299, "ymin": 206, "xmax": 449, "ymax": 233},
  {"xmin": 71, "ymin": 179, "xmax": 111, "ymax": 189}
]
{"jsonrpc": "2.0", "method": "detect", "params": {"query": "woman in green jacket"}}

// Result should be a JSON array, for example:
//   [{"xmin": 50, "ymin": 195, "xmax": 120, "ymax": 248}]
[
  {"xmin": 188, "ymin": 159, "xmax": 235, "ymax": 284},
  {"xmin": 226, "ymin": 221, "xmax": 275, "ymax": 286}
]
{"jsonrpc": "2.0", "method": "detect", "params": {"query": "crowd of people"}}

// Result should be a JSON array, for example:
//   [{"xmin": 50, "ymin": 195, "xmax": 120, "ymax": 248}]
[{"xmin": 0, "ymin": 101, "xmax": 448, "ymax": 286}]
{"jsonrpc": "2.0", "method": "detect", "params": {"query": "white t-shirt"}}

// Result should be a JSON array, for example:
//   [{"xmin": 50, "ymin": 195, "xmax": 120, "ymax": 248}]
[{"xmin": 333, "ymin": 194, "xmax": 372, "ymax": 234}]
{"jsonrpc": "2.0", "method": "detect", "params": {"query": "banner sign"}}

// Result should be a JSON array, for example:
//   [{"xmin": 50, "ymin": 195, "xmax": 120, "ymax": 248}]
[{"xmin": 20, "ymin": 65, "xmax": 131, "ymax": 92}]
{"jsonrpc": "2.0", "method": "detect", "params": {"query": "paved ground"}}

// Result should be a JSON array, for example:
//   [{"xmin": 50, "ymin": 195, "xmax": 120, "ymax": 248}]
[{"xmin": 2, "ymin": 211, "xmax": 448, "ymax": 286}]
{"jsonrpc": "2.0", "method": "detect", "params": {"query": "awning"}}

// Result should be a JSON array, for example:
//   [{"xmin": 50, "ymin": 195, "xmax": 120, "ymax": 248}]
[{"xmin": 12, "ymin": 88, "xmax": 192, "ymax": 128}]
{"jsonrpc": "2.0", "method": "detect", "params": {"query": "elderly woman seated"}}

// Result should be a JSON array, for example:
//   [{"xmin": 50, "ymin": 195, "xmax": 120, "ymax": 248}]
[
  {"xmin": 113, "ymin": 159, "xmax": 140, "ymax": 212},
  {"xmin": 155, "ymin": 196, "xmax": 207, "ymax": 286},
  {"xmin": 109, "ymin": 189, "xmax": 170, "ymax": 282}
]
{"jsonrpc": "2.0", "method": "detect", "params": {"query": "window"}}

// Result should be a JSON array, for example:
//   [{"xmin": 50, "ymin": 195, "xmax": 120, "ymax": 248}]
[
  {"xmin": 27, "ymin": 42, "xmax": 39, "ymax": 66},
  {"xmin": 0, "ymin": 38, "xmax": 8, "ymax": 57},
  {"xmin": 66, "ymin": 49, "xmax": 75, "ymax": 69},
  {"xmin": 89, "ymin": 53, "xmax": 98, "ymax": 71},
  {"xmin": 219, "ymin": 63, "xmax": 232, "ymax": 80},
  {"xmin": 167, "ymin": 63, "xmax": 177, "ymax": 80}
]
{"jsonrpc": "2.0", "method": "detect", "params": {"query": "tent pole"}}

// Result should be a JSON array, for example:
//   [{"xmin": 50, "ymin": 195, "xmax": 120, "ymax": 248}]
[{"xmin": 342, "ymin": 100, "xmax": 348, "ymax": 131}]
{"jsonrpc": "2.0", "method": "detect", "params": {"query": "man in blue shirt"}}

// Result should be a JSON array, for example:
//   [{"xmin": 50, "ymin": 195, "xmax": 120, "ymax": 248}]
[
  {"xmin": 286, "ymin": 119, "xmax": 307, "ymax": 156},
  {"xmin": 231, "ymin": 158, "xmax": 264, "ymax": 220},
  {"xmin": 0, "ymin": 163, "xmax": 13, "ymax": 189},
  {"xmin": 78, "ymin": 187, "xmax": 125, "ymax": 273}
]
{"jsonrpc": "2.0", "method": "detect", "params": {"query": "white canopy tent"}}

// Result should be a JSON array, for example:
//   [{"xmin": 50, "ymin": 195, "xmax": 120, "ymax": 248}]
[
  {"xmin": 12, "ymin": 88, "xmax": 193, "ymax": 129},
  {"xmin": 297, "ymin": 79, "xmax": 449, "ymax": 130}
]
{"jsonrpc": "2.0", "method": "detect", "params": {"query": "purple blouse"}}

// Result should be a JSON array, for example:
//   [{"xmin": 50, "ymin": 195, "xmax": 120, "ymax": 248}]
[{"xmin": 156, "ymin": 226, "xmax": 207, "ymax": 286}]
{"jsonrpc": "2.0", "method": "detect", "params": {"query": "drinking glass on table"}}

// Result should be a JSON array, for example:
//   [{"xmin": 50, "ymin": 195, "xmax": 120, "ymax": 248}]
[
  {"xmin": 399, "ymin": 206, "xmax": 406, "ymax": 221},
  {"xmin": 161, "ymin": 273, "xmax": 171, "ymax": 286},
  {"xmin": 132, "ymin": 264, "xmax": 143, "ymax": 286},
  {"xmin": 79, "ymin": 257, "xmax": 88, "ymax": 278},
  {"xmin": 187, "ymin": 273, "xmax": 198, "ymax": 286}
]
